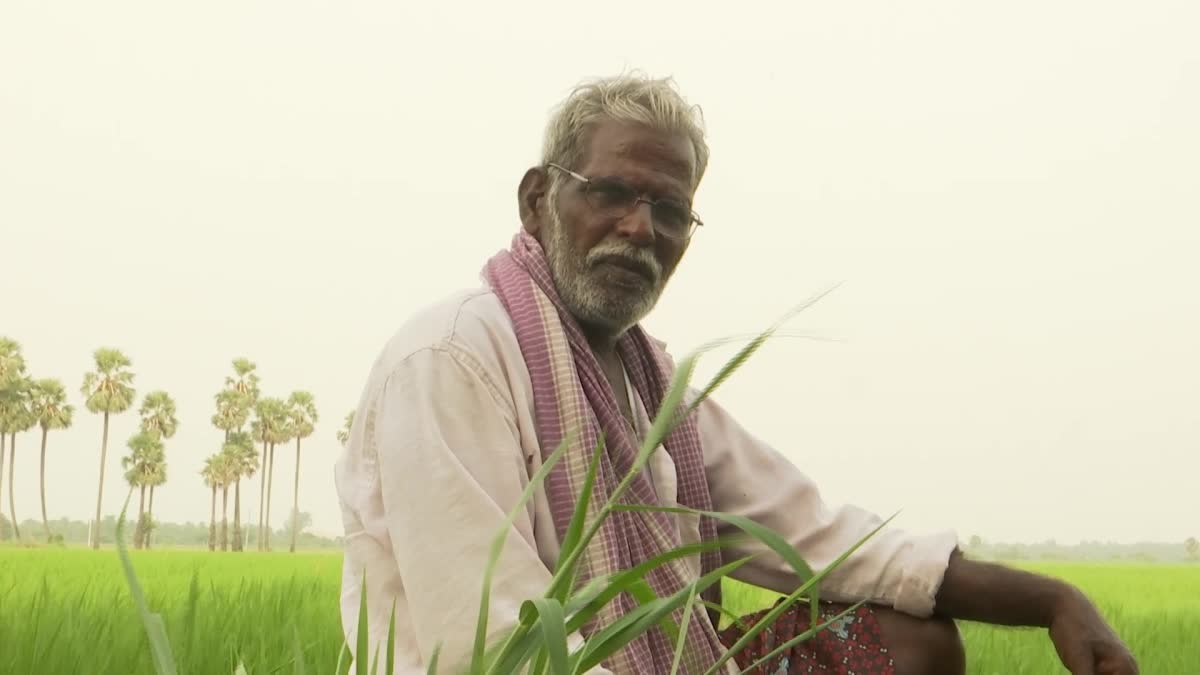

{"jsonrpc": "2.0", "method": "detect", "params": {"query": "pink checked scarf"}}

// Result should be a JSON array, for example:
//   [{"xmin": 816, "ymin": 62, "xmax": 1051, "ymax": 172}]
[{"xmin": 483, "ymin": 232, "xmax": 735, "ymax": 675}]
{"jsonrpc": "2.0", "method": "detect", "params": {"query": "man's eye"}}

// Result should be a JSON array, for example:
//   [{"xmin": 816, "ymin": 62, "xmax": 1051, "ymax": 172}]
[
  {"xmin": 655, "ymin": 201, "xmax": 691, "ymax": 229},
  {"xmin": 589, "ymin": 181, "xmax": 635, "ymax": 208}
]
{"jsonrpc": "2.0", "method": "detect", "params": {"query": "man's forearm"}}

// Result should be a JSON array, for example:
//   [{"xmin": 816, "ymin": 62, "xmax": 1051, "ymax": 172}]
[{"xmin": 932, "ymin": 548, "xmax": 1076, "ymax": 627}]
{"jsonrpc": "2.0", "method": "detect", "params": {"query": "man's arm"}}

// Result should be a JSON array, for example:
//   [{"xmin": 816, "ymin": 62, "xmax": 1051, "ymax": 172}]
[
  {"xmin": 695, "ymin": 393, "xmax": 958, "ymax": 616},
  {"xmin": 374, "ymin": 345, "xmax": 612, "ymax": 674},
  {"xmin": 695, "ymin": 391, "xmax": 1137, "ymax": 674},
  {"xmin": 935, "ymin": 550, "xmax": 1138, "ymax": 674}
]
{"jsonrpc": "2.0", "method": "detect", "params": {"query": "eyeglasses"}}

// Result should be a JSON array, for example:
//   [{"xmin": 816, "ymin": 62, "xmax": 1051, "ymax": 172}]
[{"xmin": 547, "ymin": 163, "xmax": 703, "ymax": 241}]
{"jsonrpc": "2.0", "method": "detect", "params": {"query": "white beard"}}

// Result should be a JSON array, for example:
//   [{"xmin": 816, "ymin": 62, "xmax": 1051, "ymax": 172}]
[{"xmin": 542, "ymin": 203, "xmax": 665, "ymax": 336}]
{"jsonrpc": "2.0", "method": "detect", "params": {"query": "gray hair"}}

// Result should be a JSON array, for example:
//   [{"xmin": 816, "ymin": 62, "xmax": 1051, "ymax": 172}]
[{"xmin": 540, "ymin": 73, "xmax": 710, "ymax": 191}]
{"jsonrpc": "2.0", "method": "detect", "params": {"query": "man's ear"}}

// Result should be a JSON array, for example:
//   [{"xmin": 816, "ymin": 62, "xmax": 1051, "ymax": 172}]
[{"xmin": 518, "ymin": 167, "xmax": 548, "ymax": 236}]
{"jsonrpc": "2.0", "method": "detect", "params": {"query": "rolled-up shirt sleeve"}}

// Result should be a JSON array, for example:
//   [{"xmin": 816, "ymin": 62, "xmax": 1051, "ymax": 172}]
[{"xmin": 696, "ymin": 393, "xmax": 958, "ymax": 617}]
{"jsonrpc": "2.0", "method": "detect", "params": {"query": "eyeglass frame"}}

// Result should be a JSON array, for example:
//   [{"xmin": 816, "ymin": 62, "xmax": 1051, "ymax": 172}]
[{"xmin": 546, "ymin": 162, "xmax": 704, "ymax": 241}]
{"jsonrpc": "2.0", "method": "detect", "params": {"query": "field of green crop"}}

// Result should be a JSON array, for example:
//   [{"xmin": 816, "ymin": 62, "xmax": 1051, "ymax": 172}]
[{"xmin": 1, "ymin": 548, "xmax": 1197, "ymax": 674}]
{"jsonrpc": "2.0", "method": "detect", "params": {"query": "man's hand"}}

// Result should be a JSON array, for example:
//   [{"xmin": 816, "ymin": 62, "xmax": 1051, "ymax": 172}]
[
  {"xmin": 933, "ymin": 549, "xmax": 1139, "ymax": 674},
  {"xmin": 1047, "ymin": 587, "xmax": 1138, "ymax": 675}
]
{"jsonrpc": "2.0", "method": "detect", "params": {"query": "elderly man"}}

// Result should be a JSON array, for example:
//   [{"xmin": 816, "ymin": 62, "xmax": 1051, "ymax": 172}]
[{"xmin": 335, "ymin": 74, "xmax": 1137, "ymax": 674}]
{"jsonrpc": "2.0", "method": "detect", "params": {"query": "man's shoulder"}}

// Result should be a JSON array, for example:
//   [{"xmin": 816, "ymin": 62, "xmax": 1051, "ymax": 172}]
[{"xmin": 366, "ymin": 286, "xmax": 519, "ymax": 385}]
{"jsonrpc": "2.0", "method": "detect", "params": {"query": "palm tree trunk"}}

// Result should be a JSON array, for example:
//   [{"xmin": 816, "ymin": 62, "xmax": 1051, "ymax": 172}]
[
  {"xmin": 208, "ymin": 485, "xmax": 217, "ymax": 551},
  {"xmin": 92, "ymin": 411, "xmax": 110, "ymax": 549},
  {"xmin": 39, "ymin": 428, "xmax": 50, "ymax": 542},
  {"xmin": 220, "ymin": 486, "xmax": 229, "ymax": 551},
  {"xmin": 135, "ymin": 484, "xmax": 146, "ymax": 549},
  {"xmin": 232, "ymin": 477, "xmax": 243, "ymax": 552},
  {"xmin": 9, "ymin": 433, "xmax": 20, "ymax": 541},
  {"xmin": 146, "ymin": 485, "xmax": 155, "ymax": 549},
  {"xmin": 0, "ymin": 432, "xmax": 6, "ymax": 541},
  {"xmin": 265, "ymin": 442, "xmax": 276, "ymax": 551},
  {"xmin": 290, "ymin": 437, "xmax": 301, "ymax": 553},
  {"xmin": 257, "ymin": 439, "xmax": 267, "ymax": 550}
]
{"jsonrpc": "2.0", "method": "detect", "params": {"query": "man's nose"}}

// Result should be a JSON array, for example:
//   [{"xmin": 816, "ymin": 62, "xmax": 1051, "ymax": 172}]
[{"xmin": 614, "ymin": 199, "xmax": 656, "ymax": 245}]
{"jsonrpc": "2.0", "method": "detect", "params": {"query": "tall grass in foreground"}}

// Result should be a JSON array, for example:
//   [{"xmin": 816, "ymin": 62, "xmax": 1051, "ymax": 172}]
[
  {"xmin": 114, "ymin": 292, "xmax": 888, "ymax": 674},
  {"xmin": 0, "ymin": 548, "xmax": 347, "ymax": 673},
  {"xmin": 2, "ymin": 551, "xmax": 1196, "ymax": 673}
]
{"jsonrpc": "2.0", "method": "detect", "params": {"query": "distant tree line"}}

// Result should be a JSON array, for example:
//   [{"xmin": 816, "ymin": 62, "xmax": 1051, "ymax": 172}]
[
  {"xmin": 0, "ymin": 511, "xmax": 342, "ymax": 549},
  {"xmin": 0, "ymin": 338, "xmax": 355, "ymax": 551},
  {"xmin": 965, "ymin": 534, "xmax": 1200, "ymax": 563}
]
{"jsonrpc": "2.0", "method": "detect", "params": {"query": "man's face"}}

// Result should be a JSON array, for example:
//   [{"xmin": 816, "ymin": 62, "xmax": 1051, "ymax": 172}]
[{"xmin": 536, "ymin": 120, "xmax": 697, "ymax": 336}]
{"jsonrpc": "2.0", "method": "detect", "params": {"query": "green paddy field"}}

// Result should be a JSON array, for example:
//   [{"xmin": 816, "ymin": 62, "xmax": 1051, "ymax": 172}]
[{"xmin": 1, "ymin": 548, "xmax": 1196, "ymax": 674}]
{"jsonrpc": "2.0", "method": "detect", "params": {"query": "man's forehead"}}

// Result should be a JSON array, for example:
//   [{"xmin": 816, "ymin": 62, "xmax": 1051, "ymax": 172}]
[{"xmin": 584, "ymin": 121, "xmax": 696, "ymax": 185}]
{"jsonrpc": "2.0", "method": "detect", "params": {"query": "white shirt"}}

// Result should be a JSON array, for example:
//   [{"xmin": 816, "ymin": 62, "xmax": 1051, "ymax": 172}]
[{"xmin": 334, "ymin": 286, "xmax": 959, "ymax": 675}]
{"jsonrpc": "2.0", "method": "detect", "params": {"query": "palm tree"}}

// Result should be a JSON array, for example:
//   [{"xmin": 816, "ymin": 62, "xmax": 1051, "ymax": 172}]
[
  {"xmin": 121, "ymin": 431, "xmax": 162, "ymax": 549},
  {"xmin": 223, "ymin": 430, "xmax": 258, "ymax": 552},
  {"xmin": 252, "ymin": 397, "xmax": 289, "ymax": 551},
  {"xmin": 212, "ymin": 389, "xmax": 248, "ymax": 443},
  {"xmin": 29, "ymin": 379, "xmax": 73, "ymax": 542},
  {"xmin": 214, "ymin": 359, "xmax": 258, "ymax": 550},
  {"xmin": 138, "ymin": 391, "xmax": 177, "ymax": 548},
  {"xmin": 1, "ymin": 378, "xmax": 35, "ymax": 542},
  {"xmin": 286, "ymin": 391, "xmax": 318, "ymax": 553},
  {"xmin": 143, "ymin": 458, "xmax": 166, "ymax": 549},
  {"xmin": 0, "ymin": 339, "xmax": 29, "ymax": 543},
  {"xmin": 139, "ymin": 391, "xmax": 178, "ymax": 439},
  {"xmin": 201, "ymin": 455, "xmax": 220, "ymax": 551},
  {"xmin": 337, "ymin": 410, "xmax": 354, "ymax": 447},
  {"xmin": 81, "ymin": 348, "xmax": 136, "ymax": 549},
  {"xmin": 225, "ymin": 358, "xmax": 260, "ymax": 402},
  {"xmin": 265, "ymin": 401, "xmax": 294, "ymax": 552},
  {"xmin": 251, "ymin": 412, "xmax": 268, "ymax": 550},
  {"xmin": 0, "ymin": 337, "xmax": 25, "ymax": 394},
  {"xmin": 216, "ymin": 450, "xmax": 240, "ymax": 551}
]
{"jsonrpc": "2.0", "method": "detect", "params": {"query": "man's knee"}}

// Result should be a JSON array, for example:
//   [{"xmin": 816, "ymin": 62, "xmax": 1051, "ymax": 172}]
[{"xmin": 875, "ymin": 609, "xmax": 966, "ymax": 675}]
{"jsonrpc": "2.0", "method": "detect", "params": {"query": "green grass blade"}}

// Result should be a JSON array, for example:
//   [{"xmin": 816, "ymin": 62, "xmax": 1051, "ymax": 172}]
[
  {"xmin": 738, "ymin": 599, "xmax": 866, "ymax": 675},
  {"xmin": 552, "ymin": 435, "xmax": 606, "ymax": 602},
  {"xmin": 527, "ymin": 598, "xmax": 568, "ymax": 675},
  {"xmin": 687, "ymin": 332, "xmax": 771, "ymax": 416},
  {"xmin": 668, "ymin": 583, "xmax": 699, "ymax": 675},
  {"xmin": 529, "ymin": 649, "xmax": 549, "ymax": 675},
  {"xmin": 475, "ymin": 434, "xmax": 571, "ymax": 674},
  {"xmin": 688, "ymin": 285, "xmax": 841, "ymax": 414},
  {"xmin": 810, "ymin": 581, "xmax": 820, "ymax": 634},
  {"xmin": 790, "ymin": 511, "xmax": 898, "ymax": 600},
  {"xmin": 114, "ymin": 493, "xmax": 178, "ymax": 675},
  {"xmin": 369, "ymin": 643, "xmax": 381, "ymax": 675},
  {"xmin": 559, "ymin": 575, "xmax": 610, "ymax": 617},
  {"xmin": 489, "ymin": 551, "xmax": 747, "ymax": 675},
  {"xmin": 356, "ymin": 572, "xmax": 369, "ymax": 675},
  {"xmin": 613, "ymin": 504, "xmax": 815, "ymax": 581},
  {"xmin": 292, "ymin": 623, "xmax": 308, "ymax": 675},
  {"xmin": 699, "ymin": 599, "xmax": 747, "ymax": 632},
  {"xmin": 483, "ymin": 625, "xmax": 545, "ymax": 675},
  {"xmin": 184, "ymin": 571, "xmax": 200, "ymax": 661},
  {"xmin": 542, "ymin": 357, "xmax": 702, "ymax": 610},
  {"xmin": 425, "ymin": 644, "xmax": 441, "ymax": 675},
  {"xmin": 335, "ymin": 641, "xmax": 351, "ymax": 675},
  {"xmin": 386, "ymin": 598, "xmax": 396, "ymax": 675},
  {"xmin": 491, "ymin": 573, "xmax": 621, "ymax": 675},
  {"xmin": 621, "ymin": 355, "xmax": 697, "ymax": 491},
  {"xmin": 563, "ymin": 537, "xmax": 742, "ymax": 633},
  {"xmin": 573, "ymin": 556, "xmax": 751, "ymax": 673},
  {"xmin": 625, "ymin": 579, "xmax": 679, "ymax": 647},
  {"xmin": 704, "ymin": 511, "xmax": 896, "ymax": 674}
]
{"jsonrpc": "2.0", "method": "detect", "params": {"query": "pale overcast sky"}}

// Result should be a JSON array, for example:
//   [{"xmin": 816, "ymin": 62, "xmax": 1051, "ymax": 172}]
[{"xmin": 1, "ymin": 1, "xmax": 1197, "ymax": 545}]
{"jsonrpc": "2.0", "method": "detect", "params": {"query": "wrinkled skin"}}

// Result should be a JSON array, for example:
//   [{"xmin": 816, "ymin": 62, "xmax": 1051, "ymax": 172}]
[{"xmin": 518, "ymin": 120, "xmax": 696, "ymax": 348}]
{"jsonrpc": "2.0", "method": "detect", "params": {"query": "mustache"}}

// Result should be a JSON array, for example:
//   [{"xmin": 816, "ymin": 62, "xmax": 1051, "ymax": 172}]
[{"xmin": 585, "ymin": 245, "xmax": 662, "ymax": 283}]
